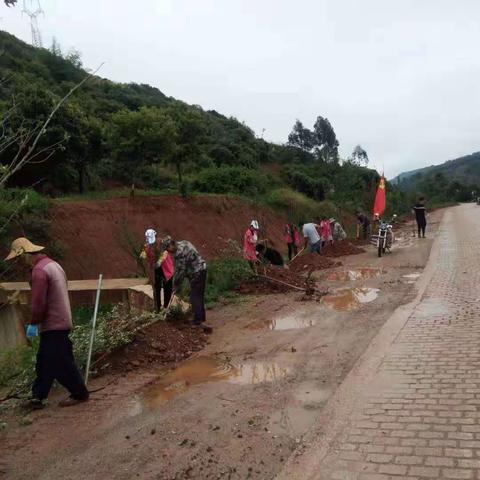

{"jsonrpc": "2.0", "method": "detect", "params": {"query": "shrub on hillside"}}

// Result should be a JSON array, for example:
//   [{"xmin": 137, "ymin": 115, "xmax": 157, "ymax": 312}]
[
  {"xmin": 193, "ymin": 166, "xmax": 271, "ymax": 196},
  {"xmin": 282, "ymin": 164, "xmax": 328, "ymax": 201},
  {"xmin": 263, "ymin": 188, "xmax": 338, "ymax": 224}
]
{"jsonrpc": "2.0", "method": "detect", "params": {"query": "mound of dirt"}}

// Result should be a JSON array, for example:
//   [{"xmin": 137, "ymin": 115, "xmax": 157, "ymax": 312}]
[
  {"xmin": 350, "ymin": 238, "xmax": 371, "ymax": 246},
  {"xmin": 322, "ymin": 240, "xmax": 365, "ymax": 257},
  {"xmin": 238, "ymin": 254, "xmax": 342, "ymax": 295},
  {"xmin": 289, "ymin": 254, "xmax": 340, "ymax": 274},
  {"xmin": 237, "ymin": 266, "xmax": 309, "ymax": 294},
  {"xmin": 96, "ymin": 321, "xmax": 207, "ymax": 374}
]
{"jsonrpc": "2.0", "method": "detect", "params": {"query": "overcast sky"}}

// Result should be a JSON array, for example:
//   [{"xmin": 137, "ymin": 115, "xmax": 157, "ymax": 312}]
[{"xmin": 3, "ymin": 0, "xmax": 480, "ymax": 177}]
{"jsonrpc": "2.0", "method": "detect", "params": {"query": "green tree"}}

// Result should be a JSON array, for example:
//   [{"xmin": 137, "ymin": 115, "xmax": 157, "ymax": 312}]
[
  {"xmin": 164, "ymin": 102, "xmax": 206, "ymax": 195},
  {"xmin": 109, "ymin": 107, "xmax": 177, "ymax": 185},
  {"xmin": 312, "ymin": 116, "xmax": 339, "ymax": 163},
  {"xmin": 350, "ymin": 145, "xmax": 369, "ymax": 166},
  {"xmin": 287, "ymin": 120, "xmax": 314, "ymax": 152}
]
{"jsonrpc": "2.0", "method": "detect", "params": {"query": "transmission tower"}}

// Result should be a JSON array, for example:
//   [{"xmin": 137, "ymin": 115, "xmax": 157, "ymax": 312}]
[{"xmin": 22, "ymin": 0, "xmax": 44, "ymax": 48}]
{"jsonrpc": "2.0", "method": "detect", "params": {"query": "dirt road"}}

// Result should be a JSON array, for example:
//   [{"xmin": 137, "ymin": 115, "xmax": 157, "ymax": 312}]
[{"xmin": 1, "ymin": 211, "xmax": 443, "ymax": 480}]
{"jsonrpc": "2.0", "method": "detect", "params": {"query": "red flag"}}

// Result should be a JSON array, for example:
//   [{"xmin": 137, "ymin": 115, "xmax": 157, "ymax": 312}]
[{"xmin": 373, "ymin": 175, "xmax": 386, "ymax": 217}]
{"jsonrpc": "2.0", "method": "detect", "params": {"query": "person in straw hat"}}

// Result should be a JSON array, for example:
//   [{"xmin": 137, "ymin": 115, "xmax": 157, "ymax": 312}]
[{"xmin": 5, "ymin": 238, "xmax": 89, "ymax": 409}]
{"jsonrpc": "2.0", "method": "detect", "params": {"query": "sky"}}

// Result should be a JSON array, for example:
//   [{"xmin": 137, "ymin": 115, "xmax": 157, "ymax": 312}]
[{"xmin": 2, "ymin": 0, "xmax": 480, "ymax": 178}]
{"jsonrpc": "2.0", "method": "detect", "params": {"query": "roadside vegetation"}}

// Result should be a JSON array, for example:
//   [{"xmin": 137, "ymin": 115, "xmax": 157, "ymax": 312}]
[{"xmin": 0, "ymin": 305, "xmax": 164, "ymax": 401}]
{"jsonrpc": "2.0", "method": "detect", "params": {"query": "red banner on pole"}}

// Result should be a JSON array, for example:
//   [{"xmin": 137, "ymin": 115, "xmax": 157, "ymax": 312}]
[{"xmin": 373, "ymin": 175, "xmax": 386, "ymax": 217}]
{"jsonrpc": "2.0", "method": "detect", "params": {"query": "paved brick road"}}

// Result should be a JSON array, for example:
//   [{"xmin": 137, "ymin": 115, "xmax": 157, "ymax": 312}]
[{"xmin": 285, "ymin": 205, "xmax": 480, "ymax": 479}]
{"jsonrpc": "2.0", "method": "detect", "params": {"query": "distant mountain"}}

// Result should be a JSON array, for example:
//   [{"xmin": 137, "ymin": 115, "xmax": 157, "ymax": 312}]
[{"xmin": 393, "ymin": 152, "xmax": 480, "ymax": 191}]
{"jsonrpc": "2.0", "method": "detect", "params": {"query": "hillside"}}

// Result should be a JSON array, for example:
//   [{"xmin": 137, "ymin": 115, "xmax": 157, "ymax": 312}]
[
  {"xmin": 0, "ymin": 31, "xmax": 389, "ymax": 213},
  {"xmin": 394, "ymin": 152, "xmax": 480, "ymax": 201}
]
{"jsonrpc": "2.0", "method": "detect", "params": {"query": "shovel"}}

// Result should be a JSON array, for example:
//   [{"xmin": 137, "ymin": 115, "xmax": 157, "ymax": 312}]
[{"xmin": 288, "ymin": 247, "xmax": 305, "ymax": 264}]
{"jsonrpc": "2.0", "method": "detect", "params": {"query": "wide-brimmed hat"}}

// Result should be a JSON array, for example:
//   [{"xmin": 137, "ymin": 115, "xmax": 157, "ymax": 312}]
[{"xmin": 5, "ymin": 237, "xmax": 44, "ymax": 261}]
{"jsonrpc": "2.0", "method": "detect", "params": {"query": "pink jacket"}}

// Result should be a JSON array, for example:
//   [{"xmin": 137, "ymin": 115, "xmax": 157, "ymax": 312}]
[
  {"xmin": 293, "ymin": 229, "xmax": 302, "ymax": 247},
  {"xmin": 30, "ymin": 255, "xmax": 73, "ymax": 333},
  {"xmin": 320, "ymin": 220, "xmax": 333, "ymax": 241},
  {"xmin": 243, "ymin": 228, "xmax": 258, "ymax": 261},
  {"xmin": 159, "ymin": 251, "xmax": 174, "ymax": 281}
]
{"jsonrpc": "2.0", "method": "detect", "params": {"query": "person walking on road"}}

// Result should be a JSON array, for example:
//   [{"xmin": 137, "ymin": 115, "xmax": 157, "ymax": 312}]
[
  {"xmin": 140, "ymin": 229, "xmax": 174, "ymax": 311},
  {"xmin": 413, "ymin": 197, "xmax": 427, "ymax": 238},
  {"xmin": 355, "ymin": 211, "xmax": 371, "ymax": 240},
  {"xmin": 302, "ymin": 221, "xmax": 322, "ymax": 254},
  {"xmin": 5, "ymin": 238, "xmax": 89, "ymax": 409},
  {"xmin": 161, "ymin": 237, "xmax": 212, "ymax": 333},
  {"xmin": 243, "ymin": 220, "xmax": 260, "ymax": 270}
]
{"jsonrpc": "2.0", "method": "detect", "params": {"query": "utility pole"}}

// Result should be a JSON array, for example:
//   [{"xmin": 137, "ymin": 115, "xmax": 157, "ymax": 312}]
[{"xmin": 22, "ymin": 0, "xmax": 43, "ymax": 48}]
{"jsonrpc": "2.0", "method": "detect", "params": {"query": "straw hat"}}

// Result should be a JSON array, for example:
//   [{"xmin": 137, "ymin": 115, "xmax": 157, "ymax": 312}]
[{"xmin": 5, "ymin": 237, "xmax": 45, "ymax": 261}]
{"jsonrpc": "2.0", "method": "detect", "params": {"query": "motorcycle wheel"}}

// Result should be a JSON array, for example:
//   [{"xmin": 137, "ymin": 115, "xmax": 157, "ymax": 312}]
[{"xmin": 378, "ymin": 245, "xmax": 382, "ymax": 257}]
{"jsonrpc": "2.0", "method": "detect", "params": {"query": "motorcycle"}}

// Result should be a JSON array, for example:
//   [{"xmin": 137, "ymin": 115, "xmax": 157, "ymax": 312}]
[{"xmin": 371, "ymin": 214, "xmax": 397, "ymax": 257}]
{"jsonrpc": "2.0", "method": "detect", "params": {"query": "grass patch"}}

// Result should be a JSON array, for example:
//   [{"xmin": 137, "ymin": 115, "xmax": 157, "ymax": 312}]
[
  {"xmin": 262, "ymin": 187, "xmax": 338, "ymax": 223},
  {"xmin": 205, "ymin": 256, "xmax": 253, "ymax": 308}
]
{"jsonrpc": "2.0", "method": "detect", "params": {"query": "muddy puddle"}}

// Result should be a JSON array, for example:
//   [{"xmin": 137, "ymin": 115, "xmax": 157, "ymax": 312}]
[
  {"xmin": 402, "ymin": 272, "xmax": 421, "ymax": 284},
  {"xmin": 326, "ymin": 267, "xmax": 383, "ymax": 282},
  {"xmin": 269, "ymin": 383, "xmax": 333, "ymax": 436},
  {"xmin": 322, "ymin": 287, "xmax": 379, "ymax": 311},
  {"xmin": 246, "ymin": 313, "xmax": 316, "ymax": 331},
  {"xmin": 134, "ymin": 357, "xmax": 290, "ymax": 412}
]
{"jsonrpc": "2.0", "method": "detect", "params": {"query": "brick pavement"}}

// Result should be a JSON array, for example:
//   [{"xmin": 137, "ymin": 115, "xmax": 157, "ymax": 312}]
[{"xmin": 316, "ymin": 206, "xmax": 480, "ymax": 479}]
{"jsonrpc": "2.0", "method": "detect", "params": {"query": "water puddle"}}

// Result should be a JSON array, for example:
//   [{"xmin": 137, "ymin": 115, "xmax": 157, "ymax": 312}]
[
  {"xmin": 228, "ymin": 362, "xmax": 290, "ymax": 385},
  {"xmin": 326, "ymin": 268, "xmax": 382, "ymax": 282},
  {"xmin": 134, "ymin": 357, "xmax": 290, "ymax": 412},
  {"xmin": 402, "ymin": 273, "xmax": 421, "ymax": 279},
  {"xmin": 138, "ymin": 357, "xmax": 233, "ymax": 409},
  {"xmin": 322, "ymin": 287, "xmax": 379, "ymax": 311},
  {"xmin": 269, "ymin": 383, "xmax": 333, "ymax": 436},
  {"xmin": 246, "ymin": 313, "xmax": 316, "ymax": 331}
]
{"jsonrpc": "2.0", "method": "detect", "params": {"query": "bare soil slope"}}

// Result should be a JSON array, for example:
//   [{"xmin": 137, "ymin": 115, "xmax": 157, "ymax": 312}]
[{"xmin": 49, "ymin": 195, "xmax": 288, "ymax": 279}]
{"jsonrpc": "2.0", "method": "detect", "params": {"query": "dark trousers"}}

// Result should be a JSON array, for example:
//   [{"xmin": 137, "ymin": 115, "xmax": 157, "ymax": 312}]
[
  {"xmin": 190, "ymin": 269, "xmax": 207, "ymax": 325},
  {"xmin": 32, "ymin": 330, "xmax": 89, "ymax": 401},
  {"xmin": 154, "ymin": 268, "xmax": 173, "ymax": 312},
  {"xmin": 417, "ymin": 220, "xmax": 426, "ymax": 238},
  {"xmin": 287, "ymin": 243, "xmax": 298, "ymax": 261},
  {"xmin": 362, "ymin": 225, "xmax": 370, "ymax": 239}
]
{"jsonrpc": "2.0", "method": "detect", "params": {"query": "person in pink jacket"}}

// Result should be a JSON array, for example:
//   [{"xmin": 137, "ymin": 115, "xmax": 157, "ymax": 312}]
[
  {"xmin": 320, "ymin": 217, "xmax": 333, "ymax": 247},
  {"xmin": 243, "ymin": 220, "xmax": 259, "ymax": 269},
  {"xmin": 5, "ymin": 237, "xmax": 89, "ymax": 410}
]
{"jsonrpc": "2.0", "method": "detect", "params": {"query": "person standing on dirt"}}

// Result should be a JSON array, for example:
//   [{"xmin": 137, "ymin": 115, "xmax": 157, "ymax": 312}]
[
  {"xmin": 413, "ymin": 197, "xmax": 427, "ymax": 238},
  {"xmin": 330, "ymin": 218, "xmax": 347, "ymax": 242},
  {"xmin": 319, "ymin": 217, "xmax": 333, "ymax": 248},
  {"xmin": 284, "ymin": 223, "xmax": 298, "ymax": 261},
  {"xmin": 140, "ymin": 229, "xmax": 174, "ymax": 312},
  {"xmin": 160, "ymin": 237, "xmax": 212, "ymax": 333},
  {"xmin": 355, "ymin": 211, "xmax": 371, "ymax": 240},
  {"xmin": 5, "ymin": 238, "xmax": 89, "ymax": 409},
  {"xmin": 243, "ymin": 220, "xmax": 260, "ymax": 270},
  {"xmin": 301, "ymin": 222, "xmax": 322, "ymax": 254}
]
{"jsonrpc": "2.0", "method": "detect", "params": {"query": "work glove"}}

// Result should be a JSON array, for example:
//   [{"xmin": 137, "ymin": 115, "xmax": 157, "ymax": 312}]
[{"xmin": 26, "ymin": 324, "xmax": 39, "ymax": 338}]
